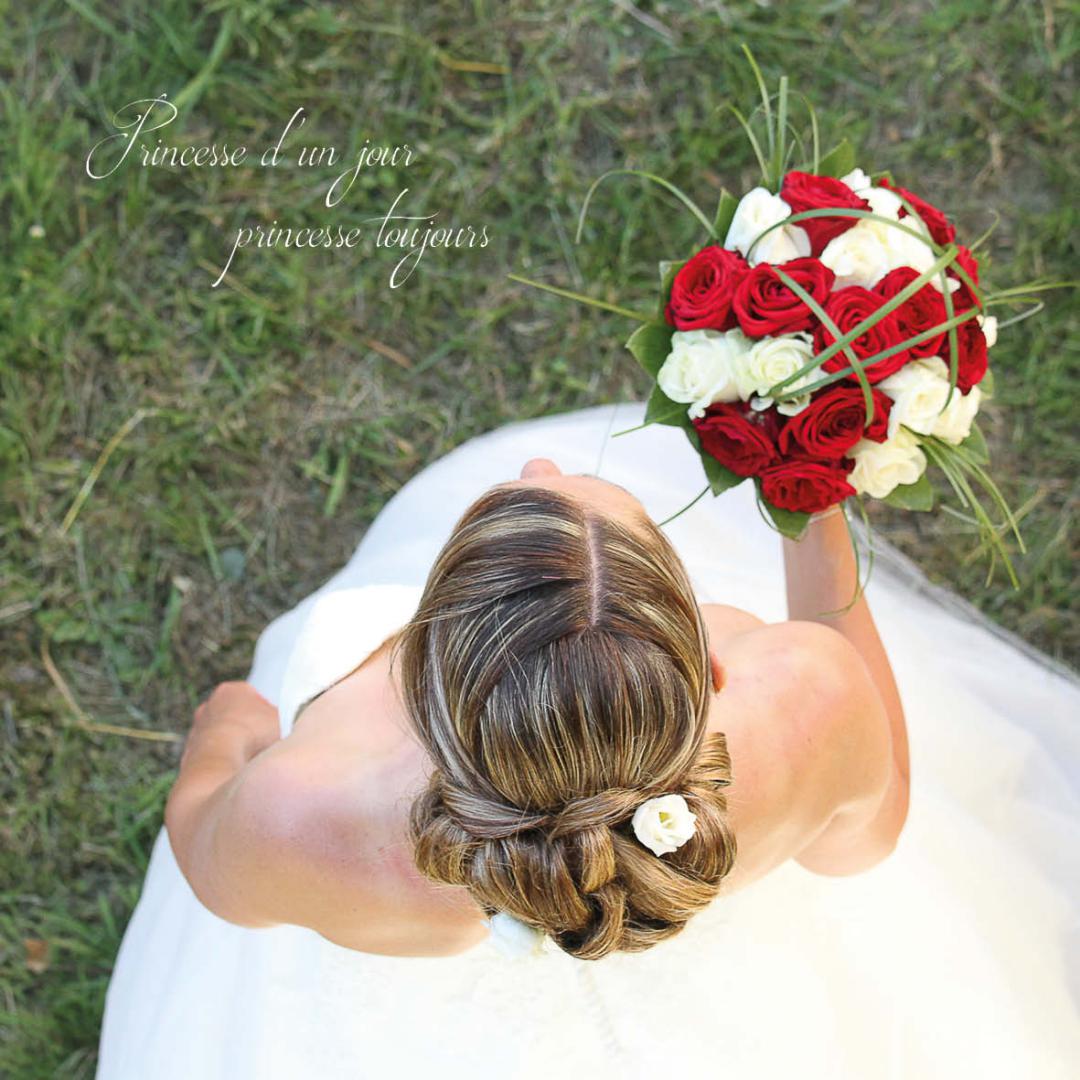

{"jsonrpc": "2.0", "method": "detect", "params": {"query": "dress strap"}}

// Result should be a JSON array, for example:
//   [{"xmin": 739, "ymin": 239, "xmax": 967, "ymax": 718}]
[{"xmin": 276, "ymin": 583, "xmax": 424, "ymax": 738}]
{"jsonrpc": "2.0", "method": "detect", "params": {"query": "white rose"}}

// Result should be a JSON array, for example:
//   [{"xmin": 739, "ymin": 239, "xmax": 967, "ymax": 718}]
[
  {"xmin": 724, "ymin": 187, "xmax": 811, "ymax": 267},
  {"xmin": 978, "ymin": 314, "xmax": 998, "ymax": 349},
  {"xmin": 840, "ymin": 168, "xmax": 907, "ymax": 213},
  {"xmin": 838, "ymin": 168, "xmax": 908, "ymax": 249},
  {"xmin": 819, "ymin": 219, "xmax": 891, "ymax": 289},
  {"xmin": 823, "ymin": 212, "xmax": 941, "ymax": 292},
  {"xmin": 867, "ymin": 193, "xmax": 959, "ymax": 295},
  {"xmin": 840, "ymin": 167, "xmax": 872, "ymax": 192},
  {"xmin": 739, "ymin": 332, "xmax": 817, "ymax": 416},
  {"xmin": 657, "ymin": 329, "xmax": 752, "ymax": 420},
  {"xmin": 864, "ymin": 184, "xmax": 905, "ymax": 221},
  {"xmin": 486, "ymin": 912, "xmax": 548, "ymax": 959},
  {"xmin": 931, "ymin": 383, "xmax": 982, "ymax": 445},
  {"xmin": 824, "ymin": 171, "xmax": 943, "ymax": 292},
  {"xmin": 632, "ymin": 793, "xmax": 697, "ymax": 857},
  {"xmin": 750, "ymin": 389, "xmax": 812, "ymax": 417},
  {"xmin": 881, "ymin": 214, "xmax": 936, "ymax": 281},
  {"xmin": 878, "ymin": 357, "xmax": 953, "ymax": 438},
  {"xmin": 931, "ymin": 275, "xmax": 962, "ymax": 296},
  {"xmin": 849, "ymin": 427, "xmax": 928, "ymax": 498}
]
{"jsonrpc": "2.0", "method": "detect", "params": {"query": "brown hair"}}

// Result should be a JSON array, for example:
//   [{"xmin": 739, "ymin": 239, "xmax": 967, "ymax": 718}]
[{"xmin": 396, "ymin": 483, "xmax": 737, "ymax": 960}]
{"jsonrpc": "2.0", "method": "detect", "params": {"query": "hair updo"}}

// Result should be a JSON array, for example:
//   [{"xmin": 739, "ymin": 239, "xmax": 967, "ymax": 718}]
[{"xmin": 396, "ymin": 483, "xmax": 737, "ymax": 960}]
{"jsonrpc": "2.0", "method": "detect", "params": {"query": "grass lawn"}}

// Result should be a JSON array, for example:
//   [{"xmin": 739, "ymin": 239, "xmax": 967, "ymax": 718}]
[{"xmin": 1, "ymin": 1, "xmax": 1075, "ymax": 1074}]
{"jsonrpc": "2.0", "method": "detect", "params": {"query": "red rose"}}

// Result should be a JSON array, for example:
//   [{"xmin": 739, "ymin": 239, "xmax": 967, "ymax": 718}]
[
  {"xmin": 780, "ymin": 171, "xmax": 870, "ymax": 255},
  {"xmin": 733, "ymin": 257, "xmax": 836, "ymax": 338},
  {"xmin": 815, "ymin": 286, "xmax": 910, "ymax": 383},
  {"xmin": 760, "ymin": 458, "xmax": 856, "ymax": 514},
  {"xmin": 665, "ymin": 246, "xmax": 749, "ymax": 331},
  {"xmin": 948, "ymin": 245, "xmax": 982, "ymax": 311},
  {"xmin": 952, "ymin": 316, "xmax": 988, "ymax": 392},
  {"xmin": 778, "ymin": 386, "xmax": 893, "ymax": 459},
  {"xmin": 875, "ymin": 266, "xmax": 948, "ymax": 359},
  {"xmin": 693, "ymin": 402, "xmax": 780, "ymax": 477},
  {"xmin": 879, "ymin": 178, "xmax": 956, "ymax": 247}
]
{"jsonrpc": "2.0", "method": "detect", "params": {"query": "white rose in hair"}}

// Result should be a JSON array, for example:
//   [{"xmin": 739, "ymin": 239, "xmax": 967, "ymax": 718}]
[
  {"xmin": 931, "ymin": 383, "xmax": 982, "ymax": 445},
  {"xmin": 657, "ymin": 329, "xmax": 752, "ymax": 420},
  {"xmin": 486, "ymin": 912, "xmax": 548, "ymax": 959},
  {"xmin": 724, "ymin": 187, "xmax": 811, "ymax": 267},
  {"xmin": 878, "ymin": 357, "xmax": 953, "ymax": 439},
  {"xmin": 632, "ymin": 793, "xmax": 697, "ymax": 857},
  {"xmin": 739, "ymin": 332, "xmax": 816, "ymax": 416},
  {"xmin": 849, "ymin": 426, "xmax": 928, "ymax": 498}
]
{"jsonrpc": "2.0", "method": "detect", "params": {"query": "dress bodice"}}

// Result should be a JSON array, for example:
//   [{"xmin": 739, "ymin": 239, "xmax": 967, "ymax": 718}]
[{"xmin": 275, "ymin": 584, "xmax": 424, "ymax": 739}]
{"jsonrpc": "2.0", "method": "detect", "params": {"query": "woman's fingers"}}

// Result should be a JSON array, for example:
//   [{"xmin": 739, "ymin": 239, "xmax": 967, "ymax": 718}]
[{"xmin": 188, "ymin": 680, "xmax": 280, "ymax": 755}]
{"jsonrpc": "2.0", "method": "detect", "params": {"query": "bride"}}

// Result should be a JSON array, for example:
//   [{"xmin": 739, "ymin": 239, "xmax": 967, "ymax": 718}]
[{"xmin": 95, "ymin": 402, "xmax": 1079, "ymax": 1078}]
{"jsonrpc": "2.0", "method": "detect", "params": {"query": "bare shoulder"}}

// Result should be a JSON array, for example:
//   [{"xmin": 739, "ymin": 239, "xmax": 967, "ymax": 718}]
[
  {"xmin": 699, "ymin": 602, "xmax": 768, "ymax": 650},
  {"xmin": 710, "ymin": 619, "xmax": 897, "ymax": 891},
  {"xmin": 196, "ymin": 732, "xmax": 489, "ymax": 957}
]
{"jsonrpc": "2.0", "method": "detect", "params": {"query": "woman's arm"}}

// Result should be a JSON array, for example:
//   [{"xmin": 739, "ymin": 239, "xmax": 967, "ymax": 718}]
[
  {"xmin": 781, "ymin": 508, "xmax": 911, "ymax": 867},
  {"xmin": 164, "ymin": 681, "xmax": 282, "ymax": 923}
]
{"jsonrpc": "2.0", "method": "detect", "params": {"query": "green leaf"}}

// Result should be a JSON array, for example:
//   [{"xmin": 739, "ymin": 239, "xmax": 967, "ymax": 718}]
[
  {"xmin": 684, "ymin": 425, "xmax": 746, "ymax": 495},
  {"xmin": 870, "ymin": 168, "xmax": 895, "ymax": 185},
  {"xmin": 625, "ymin": 320, "xmax": 675, "ymax": 377},
  {"xmin": 713, "ymin": 189, "xmax": 739, "ymax": 241},
  {"xmin": 644, "ymin": 384, "xmax": 689, "ymax": 428},
  {"xmin": 760, "ymin": 496, "xmax": 811, "ymax": 539},
  {"xmin": 658, "ymin": 259, "xmax": 686, "ymax": 288},
  {"xmin": 816, "ymin": 138, "xmax": 855, "ymax": 179},
  {"xmin": 657, "ymin": 260, "xmax": 686, "ymax": 318},
  {"xmin": 958, "ymin": 422, "xmax": 990, "ymax": 465},
  {"xmin": 701, "ymin": 453, "xmax": 746, "ymax": 495},
  {"xmin": 882, "ymin": 472, "xmax": 935, "ymax": 511}
]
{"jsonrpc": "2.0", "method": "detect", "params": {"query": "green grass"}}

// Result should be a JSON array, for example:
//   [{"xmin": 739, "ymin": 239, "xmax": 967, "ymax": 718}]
[{"xmin": 1, "ymin": 1, "xmax": 1076, "ymax": 1074}]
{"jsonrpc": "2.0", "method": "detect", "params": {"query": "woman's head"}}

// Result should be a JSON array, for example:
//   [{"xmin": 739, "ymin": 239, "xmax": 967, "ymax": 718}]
[{"xmin": 397, "ymin": 459, "xmax": 737, "ymax": 960}]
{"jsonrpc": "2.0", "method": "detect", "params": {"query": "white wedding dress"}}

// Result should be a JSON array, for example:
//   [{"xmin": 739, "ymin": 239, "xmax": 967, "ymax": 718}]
[{"xmin": 96, "ymin": 403, "xmax": 1080, "ymax": 1080}]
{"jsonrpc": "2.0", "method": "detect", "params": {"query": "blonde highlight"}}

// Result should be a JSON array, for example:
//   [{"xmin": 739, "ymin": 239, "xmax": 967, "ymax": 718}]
[{"xmin": 396, "ymin": 484, "xmax": 737, "ymax": 960}]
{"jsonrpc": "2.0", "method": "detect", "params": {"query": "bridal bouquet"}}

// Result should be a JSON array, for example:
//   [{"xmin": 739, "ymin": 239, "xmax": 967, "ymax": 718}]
[{"xmin": 512, "ymin": 54, "xmax": 1056, "ymax": 586}]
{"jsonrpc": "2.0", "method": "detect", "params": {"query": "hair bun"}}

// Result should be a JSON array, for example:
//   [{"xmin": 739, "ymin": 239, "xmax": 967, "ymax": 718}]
[{"xmin": 437, "ymin": 778, "xmax": 552, "ymax": 840}]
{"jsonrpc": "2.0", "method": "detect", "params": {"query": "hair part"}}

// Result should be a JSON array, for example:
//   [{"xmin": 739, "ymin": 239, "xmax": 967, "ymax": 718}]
[{"xmin": 396, "ymin": 484, "xmax": 737, "ymax": 960}]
